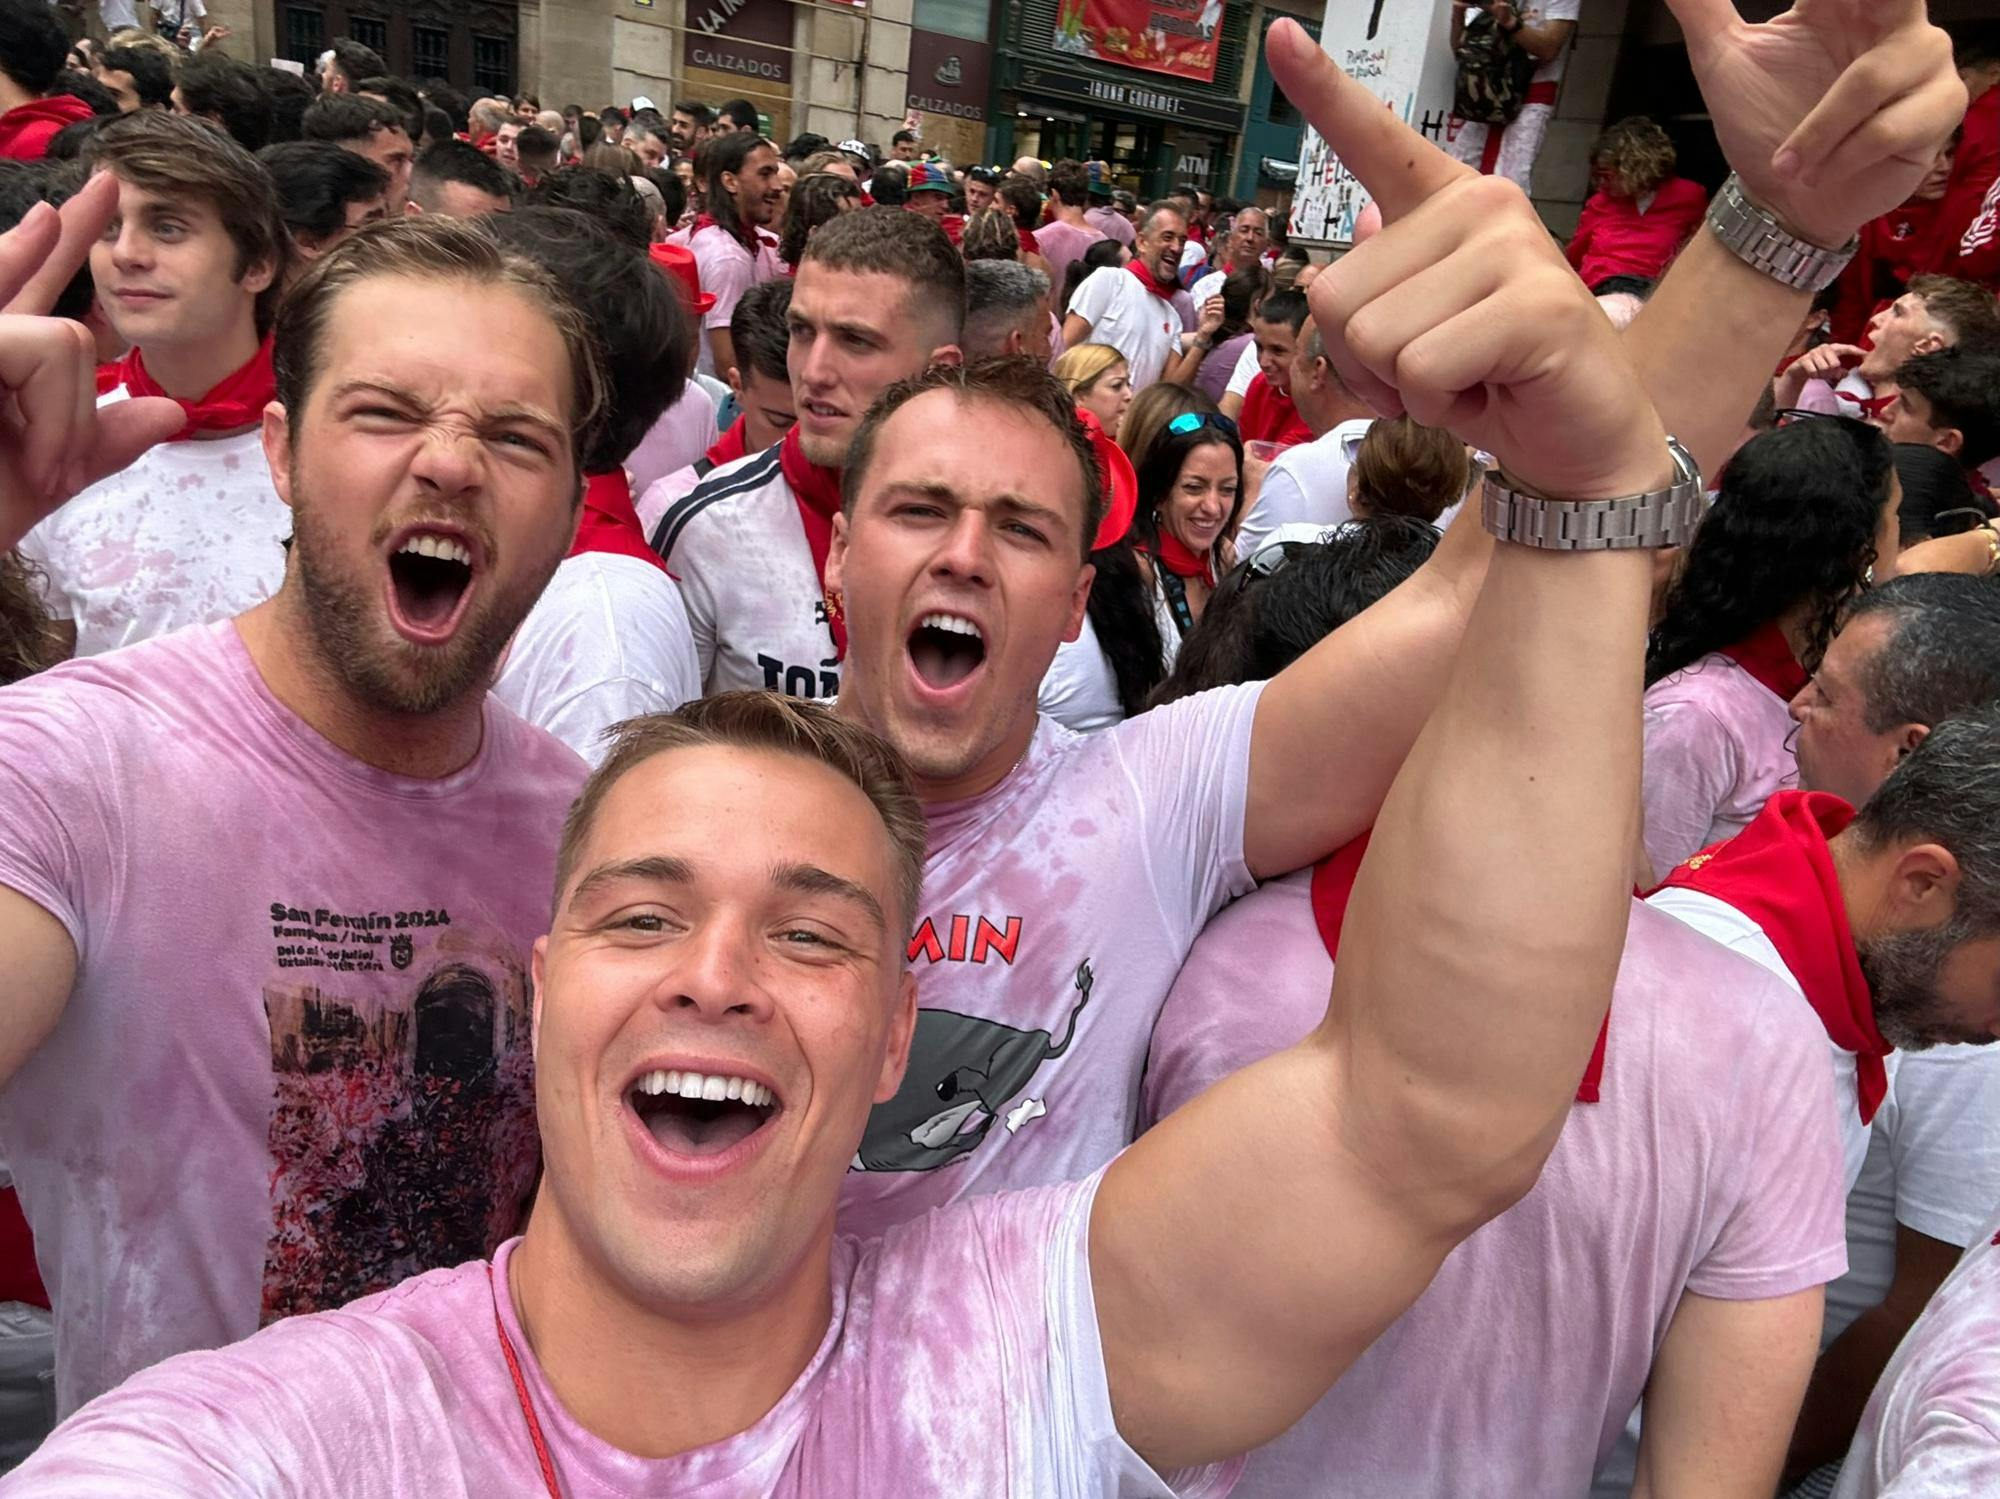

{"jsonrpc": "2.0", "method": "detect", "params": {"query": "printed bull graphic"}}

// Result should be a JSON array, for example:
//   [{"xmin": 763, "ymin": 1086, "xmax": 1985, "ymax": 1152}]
[{"xmin": 852, "ymin": 961, "xmax": 1093, "ymax": 1172}]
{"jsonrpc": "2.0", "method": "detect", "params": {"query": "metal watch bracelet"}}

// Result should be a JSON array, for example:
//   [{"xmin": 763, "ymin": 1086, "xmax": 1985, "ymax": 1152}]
[
  {"xmin": 1704, "ymin": 174, "xmax": 1859, "ymax": 295},
  {"xmin": 1480, "ymin": 438, "xmax": 1704, "ymax": 551}
]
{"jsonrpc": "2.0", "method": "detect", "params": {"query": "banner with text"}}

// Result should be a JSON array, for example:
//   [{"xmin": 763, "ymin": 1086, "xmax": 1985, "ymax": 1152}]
[
  {"xmin": 1287, "ymin": 0, "xmax": 1460, "ymax": 244},
  {"xmin": 1050, "ymin": 0, "xmax": 1221, "ymax": 84}
]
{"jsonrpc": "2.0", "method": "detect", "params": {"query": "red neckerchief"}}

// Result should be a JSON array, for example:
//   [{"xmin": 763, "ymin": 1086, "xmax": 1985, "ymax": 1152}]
[
  {"xmin": 93, "ymin": 361, "xmax": 123, "ymax": 396},
  {"xmin": 706, "ymin": 416, "xmax": 749, "ymax": 469},
  {"xmin": 779, "ymin": 426, "xmax": 847, "ymax": 659},
  {"xmin": 1126, "ymin": 257, "xmax": 1178, "ymax": 302},
  {"xmin": 1311, "ymin": 832, "xmax": 1610, "ymax": 1103},
  {"xmin": 107, "ymin": 334, "xmax": 275, "ymax": 440},
  {"xmin": 1015, "ymin": 226, "xmax": 1039, "ymax": 255},
  {"xmin": 1652, "ymin": 790, "xmax": 1889, "ymax": 1122},
  {"xmin": 1720, "ymin": 621, "xmax": 1809, "ymax": 703},
  {"xmin": 1835, "ymin": 387, "xmax": 1896, "ymax": 421},
  {"xmin": 568, "ymin": 470, "xmax": 666, "ymax": 573},
  {"xmin": 692, "ymin": 212, "xmax": 758, "ymax": 254},
  {"xmin": 1139, "ymin": 531, "xmax": 1216, "ymax": 588},
  {"xmin": 1238, "ymin": 375, "xmax": 1313, "ymax": 447}
]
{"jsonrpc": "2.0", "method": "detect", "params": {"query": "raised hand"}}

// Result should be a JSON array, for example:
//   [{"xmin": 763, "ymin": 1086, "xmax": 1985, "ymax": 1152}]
[
  {"xmin": 0, "ymin": 171, "xmax": 184, "ymax": 556},
  {"xmin": 1670, "ymin": 0, "xmax": 1962, "ymax": 248},
  {"xmin": 1265, "ymin": 19, "xmax": 1668, "ymax": 504}
]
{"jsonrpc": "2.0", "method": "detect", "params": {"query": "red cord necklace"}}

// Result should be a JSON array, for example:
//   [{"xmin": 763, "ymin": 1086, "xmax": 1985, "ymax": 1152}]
[{"xmin": 488, "ymin": 1263, "xmax": 563, "ymax": 1499}]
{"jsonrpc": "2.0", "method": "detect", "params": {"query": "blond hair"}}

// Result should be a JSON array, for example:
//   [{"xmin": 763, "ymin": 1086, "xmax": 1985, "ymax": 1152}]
[
  {"xmin": 553, "ymin": 693, "xmax": 928, "ymax": 932},
  {"xmin": 1052, "ymin": 342, "xmax": 1126, "ymax": 399}
]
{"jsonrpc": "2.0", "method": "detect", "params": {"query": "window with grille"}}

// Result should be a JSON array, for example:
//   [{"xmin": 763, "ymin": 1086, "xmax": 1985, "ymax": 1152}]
[
  {"xmin": 471, "ymin": 34, "xmax": 513, "ymax": 94},
  {"xmin": 281, "ymin": 5, "xmax": 323, "ymax": 66},
  {"xmin": 348, "ymin": 15, "xmax": 388, "ymax": 53},
  {"xmin": 411, "ymin": 24, "xmax": 449, "ymax": 80}
]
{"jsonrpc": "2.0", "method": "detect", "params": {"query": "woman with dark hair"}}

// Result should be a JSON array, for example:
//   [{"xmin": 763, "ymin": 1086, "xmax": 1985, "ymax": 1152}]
[
  {"xmin": 1131, "ymin": 408, "xmax": 1246, "ymax": 647},
  {"xmin": 1891, "ymin": 440, "xmax": 1997, "ymax": 547},
  {"xmin": 777, "ymin": 171, "xmax": 862, "ymax": 270},
  {"xmin": 1195, "ymin": 265, "xmax": 1266, "ymax": 404},
  {"xmin": 1059, "ymin": 238, "xmax": 1127, "ymax": 317},
  {"xmin": 1641, "ymin": 415, "xmax": 1900, "ymax": 872},
  {"xmin": 1037, "ymin": 538, "xmax": 1170, "ymax": 731}
]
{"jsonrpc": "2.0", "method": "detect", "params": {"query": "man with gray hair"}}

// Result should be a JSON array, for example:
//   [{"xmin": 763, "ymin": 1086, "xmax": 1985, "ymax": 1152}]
[
  {"xmin": 962, "ymin": 259, "xmax": 1053, "ymax": 361},
  {"xmin": 1062, "ymin": 201, "xmax": 1223, "ymax": 391},
  {"xmin": 1189, "ymin": 205, "xmax": 1271, "ymax": 307}
]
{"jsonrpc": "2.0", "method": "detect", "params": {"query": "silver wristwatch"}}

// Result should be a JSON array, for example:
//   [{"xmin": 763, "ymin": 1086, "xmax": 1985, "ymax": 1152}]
[
  {"xmin": 1481, "ymin": 438, "xmax": 1703, "ymax": 550},
  {"xmin": 1705, "ymin": 173, "xmax": 1858, "ymax": 294}
]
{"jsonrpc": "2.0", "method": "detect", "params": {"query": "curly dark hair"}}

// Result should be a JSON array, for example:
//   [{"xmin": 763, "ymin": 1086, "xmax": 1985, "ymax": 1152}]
[
  {"xmin": 1646, "ymin": 415, "xmax": 1894, "ymax": 686},
  {"xmin": 0, "ymin": 552, "xmax": 59, "ymax": 685},
  {"xmin": 778, "ymin": 171, "xmax": 861, "ymax": 267}
]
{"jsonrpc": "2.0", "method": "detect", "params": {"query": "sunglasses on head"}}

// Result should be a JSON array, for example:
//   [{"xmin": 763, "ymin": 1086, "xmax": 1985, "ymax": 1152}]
[{"xmin": 1167, "ymin": 412, "xmax": 1241, "ymax": 440}]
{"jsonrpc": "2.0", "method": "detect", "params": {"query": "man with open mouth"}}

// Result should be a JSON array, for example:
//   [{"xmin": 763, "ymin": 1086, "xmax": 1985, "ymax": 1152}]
[
  {"xmin": 0, "ymin": 215, "xmax": 598, "ymax": 1417},
  {"xmin": 1, "ymin": 145, "xmax": 1677, "ymax": 1466}
]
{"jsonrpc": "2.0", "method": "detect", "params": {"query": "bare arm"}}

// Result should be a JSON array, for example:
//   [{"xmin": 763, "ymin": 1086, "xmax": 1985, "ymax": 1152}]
[
  {"xmin": 1784, "ymin": 1224, "xmax": 1962, "ymax": 1482},
  {"xmin": 1241, "ymin": 0, "xmax": 1965, "ymax": 879},
  {"xmin": 1060, "ymin": 311, "xmax": 1093, "ymax": 350},
  {"xmin": 1092, "ymin": 23, "xmax": 1664, "ymax": 1468},
  {"xmin": 0, "ymin": 885, "xmax": 77, "ymax": 1087},
  {"xmin": 1512, "ymin": 14, "xmax": 1576, "ymax": 63},
  {"xmin": 1632, "ymin": 1289, "xmax": 1824, "ymax": 1499}
]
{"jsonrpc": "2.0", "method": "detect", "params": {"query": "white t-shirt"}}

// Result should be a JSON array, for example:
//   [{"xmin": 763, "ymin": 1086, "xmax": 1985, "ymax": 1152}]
[
  {"xmin": 1225, "ymin": 339, "xmax": 1260, "ymax": 399},
  {"xmin": 491, "ymin": 552, "xmax": 702, "ymax": 766},
  {"xmin": 1068, "ymin": 268, "xmax": 1184, "ymax": 392},
  {"xmin": 1037, "ymin": 616, "xmax": 1125, "ymax": 733},
  {"xmin": 836, "ymin": 684, "xmax": 1261, "ymax": 1239},
  {"xmin": 1144, "ymin": 875, "xmax": 1848, "ymax": 1498},
  {"xmin": 623, "ymin": 381, "xmax": 717, "ymax": 502},
  {"xmin": 1646, "ymin": 886, "xmax": 1885, "ymax": 1192},
  {"xmin": 1823, "ymin": 1045, "xmax": 2000, "ymax": 1342},
  {"xmin": 674, "ymin": 223, "xmax": 782, "ymax": 378},
  {"xmin": 1832, "ymin": 1195, "xmax": 2000, "ymax": 1499},
  {"xmin": 0, "ymin": 1179, "xmax": 1238, "ymax": 1499},
  {"xmin": 653, "ymin": 446, "xmax": 841, "ymax": 698},
  {"xmin": 1233, "ymin": 420, "xmax": 1370, "ymax": 558},
  {"xmin": 17, "ymin": 404, "xmax": 286, "ymax": 657}
]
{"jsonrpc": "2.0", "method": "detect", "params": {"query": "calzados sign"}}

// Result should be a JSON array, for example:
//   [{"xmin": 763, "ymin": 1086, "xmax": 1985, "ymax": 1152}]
[{"xmin": 1051, "ymin": 0, "xmax": 1221, "ymax": 83}]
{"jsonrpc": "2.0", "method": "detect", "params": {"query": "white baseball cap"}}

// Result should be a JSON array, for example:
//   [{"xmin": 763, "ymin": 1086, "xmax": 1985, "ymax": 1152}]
[{"xmin": 629, "ymin": 95, "xmax": 657, "ymax": 113}]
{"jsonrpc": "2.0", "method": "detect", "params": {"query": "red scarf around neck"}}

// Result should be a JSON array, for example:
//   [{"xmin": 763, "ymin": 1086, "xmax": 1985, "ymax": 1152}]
[
  {"xmin": 1310, "ymin": 832, "xmax": 1610, "ymax": 1103},
  {"xmin": 569, "ymin": 471, "xmax": 666, "ymax": 573},
  {"xmin": 1652, "ymin": 790, "xmax": 1889, "ymax": 1122},
  {"xmin": 1127, "ymin": 257, "xmax": 1179, "ymax": 302},
  {"xmin": 108, "ymin": 334, "xmax": 276, "ymax": 440},
  {"xmin": 692, "ymin": 212, "xmax": 759, "ymax": 254},
  {"xmin": 1143, "ymin": 530, "xmax": 1217, "ymax": 588},
  {"xmin": 1721, "ymin": 620, "xmax": 1810, "ymax": 703},
  {"xmin": 706, "ymin": 416, "xmax": 750, "ymax": 470},
  {"xmin": 779, "ymin": 426, "xmax": 847, "ymax": 659}
]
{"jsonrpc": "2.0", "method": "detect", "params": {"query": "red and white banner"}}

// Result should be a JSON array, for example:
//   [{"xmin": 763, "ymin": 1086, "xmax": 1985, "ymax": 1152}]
[{"xmin": 1050, "ymin": 0, "xmax": 1221, "ymax": 83}]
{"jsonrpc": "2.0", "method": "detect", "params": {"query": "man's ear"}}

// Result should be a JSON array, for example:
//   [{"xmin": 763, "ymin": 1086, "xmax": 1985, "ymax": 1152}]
[
  {"xmin": 1913, "ymin": 331, "xmax": 1948, "ymax": 359},
  {"xmin": 825, "ymin": 508, "xmax": 850, "ymax": 595},
  {"xmin": 261, "ymin": 401, "xmax": 295, "ymax": 510},
  {"xmin": 530, "ymin": 935, "xmax": 549, "ymax": 1059},
  {"xmin": 875, "ymin": 967, "xmax": 919, "ymax": 1105},
  {"xmin": 930, "ymin": 342, "xmax": 964, "ymax": 369},
  {"xmin": 726, "ymin": 365, "xmax": 745, "ymax": 399},
  {"xmin": 1885, "ymin": 841, "xmax": 1962, "ymax": 928},
  {"xmin": 1938, "ymin": 425, "xmax": 1966, "ymax": 459}
]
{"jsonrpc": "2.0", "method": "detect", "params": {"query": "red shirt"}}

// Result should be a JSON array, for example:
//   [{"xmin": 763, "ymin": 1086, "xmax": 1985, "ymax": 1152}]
[
  {"xmin": 1828, "ymin": 197, "xmax": 1950, "ymax": 344},
  {"xmin": 1563, "ymin": 178, "xmax": 1708, "ymax": 291},
  {"xmin": 0, "ymin": 95, "xmax": 92, "ymax": 161},
  {"xmin": 1931, "ymin": 85, "xmax": 2000, "ymax": 273},
  {"xmin": 1238, "ymin": 374, "xmax": 1312, "ymax": 448}
]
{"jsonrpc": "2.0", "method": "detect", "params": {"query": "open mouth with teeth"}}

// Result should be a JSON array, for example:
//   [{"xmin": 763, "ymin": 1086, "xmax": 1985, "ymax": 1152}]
[
  {"xmin": 907, "ymin": 611, "xmax": 986, "ymax": 692},
  {"xmin": 628, "ymin": 1068, "xmax": 780, "ymax": 1158},
  {"xmin": 386, "ymin": 532, "xmax": 476, "ymax": 642}
]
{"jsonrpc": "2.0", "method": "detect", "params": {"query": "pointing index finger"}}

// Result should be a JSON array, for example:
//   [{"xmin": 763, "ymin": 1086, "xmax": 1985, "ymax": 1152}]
[{"xmin": 1263, "ymin": 16, "xmax": 1473, "ymax": 225}]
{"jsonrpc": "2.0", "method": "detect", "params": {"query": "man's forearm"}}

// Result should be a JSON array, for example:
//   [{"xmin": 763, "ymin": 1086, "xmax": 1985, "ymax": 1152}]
[
  {"xmin": 1625, "ymin": 227, "xmax": 1809, "ymax": 481},
  {"xmin": 1161, "ymin": 340, "xmax": 1207, "ymax": 387}
]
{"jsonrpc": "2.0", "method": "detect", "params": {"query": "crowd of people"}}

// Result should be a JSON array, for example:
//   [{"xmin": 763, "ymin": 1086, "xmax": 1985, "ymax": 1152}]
[{"xmin": 0, "ymin": 0, "xmax": 1997, "ymax": 1495}]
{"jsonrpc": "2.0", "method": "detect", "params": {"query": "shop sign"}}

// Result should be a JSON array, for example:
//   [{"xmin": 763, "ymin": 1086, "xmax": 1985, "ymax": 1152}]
[
  {"xmin": 907, "ymin": 29, "xmax": 992, "ymax": 122},
  {"xmin": 1050, "ymin": 0, "xmax": 1220, "ymax": 84},
  {"xmin": 683, "ymin": 0, "xmax": 793, "ymax": 84},
  {"xmin": 1014, "ymin": 62, "xmax": 1242, "ymax": 130}
]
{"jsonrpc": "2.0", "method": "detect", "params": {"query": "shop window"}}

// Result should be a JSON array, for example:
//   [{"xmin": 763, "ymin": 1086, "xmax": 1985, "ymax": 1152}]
[
  {"xmin": 348, "ymin": 14, "xmax": 388, "ymax": 53},
  {"xmin": 411, "ymin": 24, "xmax": 449, "ymax": 80}
]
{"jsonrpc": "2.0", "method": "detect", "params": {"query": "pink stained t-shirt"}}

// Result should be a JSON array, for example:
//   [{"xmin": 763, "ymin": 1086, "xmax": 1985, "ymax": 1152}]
[
  {"xmin": 1831, "ymin": 1198, "xmax": 2000, "ymax": 1499},
  {"xmin": 1143, "ymin": 870, "xmax": 1849, "ymax": 1498},
  {"xmin": 0, "ymin": 1176, "xmax": 1239, "ymax": 1499},
  {"xmin": 1641, "ymin": 651, "xmax": 1799, "ymax": 875},
  {"xmin": 0, "ymin": 621, "xmax": 587, "ymax": 1416},
  {"xmin": 674, "ymin": 222, "xmax": 782, "ymax": 378},
  {"xmin": 1035, "ymin": 218, "xmax": 1108, "ymax": 295},
  {"xmin": 836, "ymin": 684, "xmax": 1261, "ymax": 1240}
]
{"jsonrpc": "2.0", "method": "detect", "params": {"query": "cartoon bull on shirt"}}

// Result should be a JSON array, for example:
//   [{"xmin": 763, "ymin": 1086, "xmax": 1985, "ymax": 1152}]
[{"xmin": 852, "ymin": 961, "xmax": 1093, "ymax": 1172}]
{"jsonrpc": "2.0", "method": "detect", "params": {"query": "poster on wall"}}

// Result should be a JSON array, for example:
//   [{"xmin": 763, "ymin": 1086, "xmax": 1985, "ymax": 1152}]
[
  {"xmin": 1286, "ymin": 0, "xmax": 1460, "ymax": 244},
  {"xmin": 1050, "ymin": 0, "xmax": 1221, "ymax": 84}
]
